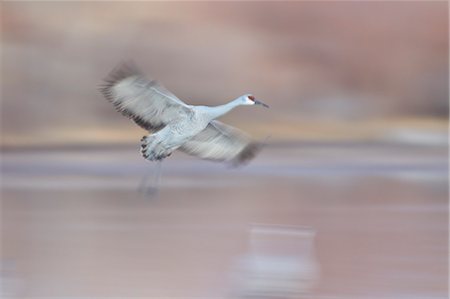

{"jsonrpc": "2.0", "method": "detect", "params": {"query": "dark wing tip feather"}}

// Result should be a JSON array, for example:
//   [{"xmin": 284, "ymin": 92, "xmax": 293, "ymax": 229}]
[
  {"xmin": 99, "ymin": 61, "xmax": 142, "ymax": 100},
  {"xmin": 98, "ymin": 61, "xmax": 164, "ymax": 132},
  {"xmin": 231, "ymin": 142, "xmax": 263, "ymax": 167},
  {"xmin": 104, "ymin": 60, "xmax": 142, "ymax": 84}
]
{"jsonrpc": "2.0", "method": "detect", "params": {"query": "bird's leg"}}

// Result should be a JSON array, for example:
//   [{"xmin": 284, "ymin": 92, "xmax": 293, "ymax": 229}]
[
  {"xmin": 138, "ymin": 166, "xmax": 151, "ymax": 193},
  {"xmin": 151, "ymin": 159, "xmax": 163, "ymax": 194},
  {"xmin": 139, "ymin": 160, "xmax": 163, "ymax": 197}
]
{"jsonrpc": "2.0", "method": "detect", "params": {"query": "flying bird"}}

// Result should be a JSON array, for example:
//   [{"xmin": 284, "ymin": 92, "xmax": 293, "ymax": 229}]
[{"xmin": 100, "ymin": 62, "xmax": 269, "ymax": 166}]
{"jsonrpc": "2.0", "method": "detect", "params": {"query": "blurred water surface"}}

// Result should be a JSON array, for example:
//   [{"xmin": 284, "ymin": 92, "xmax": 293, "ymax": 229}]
[{"xmin": 1, "ymin": 143, "xmax": 447, "ymax": 298}]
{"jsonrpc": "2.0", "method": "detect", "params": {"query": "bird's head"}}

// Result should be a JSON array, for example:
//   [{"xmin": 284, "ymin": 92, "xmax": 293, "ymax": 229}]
[{"xmin": 241, "ymin": 94, "xmax": 269, "ymax": 108}]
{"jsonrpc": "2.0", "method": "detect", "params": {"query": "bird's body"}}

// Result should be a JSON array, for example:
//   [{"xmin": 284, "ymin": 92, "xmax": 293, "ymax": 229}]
[
  {"xmin": 100, "ymin": 62, "xmax": 268, "ymax": 165},
  {"xmin": 140, "ymin": 108, "xmax": 207, "ymax": 160}
]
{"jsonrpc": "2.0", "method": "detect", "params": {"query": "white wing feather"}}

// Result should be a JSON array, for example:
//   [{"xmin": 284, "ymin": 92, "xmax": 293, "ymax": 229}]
[
  {"xmin": 179, "ymin": 120, "xmax": 261, "ymax": 165},
  {"xmin": 100, "ymin": 62, "xmax": 192, "ymax": 131}
]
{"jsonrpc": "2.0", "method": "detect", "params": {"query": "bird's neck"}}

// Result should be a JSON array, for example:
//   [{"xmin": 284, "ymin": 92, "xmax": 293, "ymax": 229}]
[{"xmin": 206, "ymin": 99, "xmax": 241, "ymax": 120}]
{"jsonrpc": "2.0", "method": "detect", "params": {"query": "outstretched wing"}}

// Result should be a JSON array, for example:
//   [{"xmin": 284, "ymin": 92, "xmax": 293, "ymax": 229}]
[
  {"xmin": 179, "ymin": 120, "xmax": 262, "ymax": 166},
  {"xmin": 100, "ymin": 62, "xmax": 192, "ymax": 131}
]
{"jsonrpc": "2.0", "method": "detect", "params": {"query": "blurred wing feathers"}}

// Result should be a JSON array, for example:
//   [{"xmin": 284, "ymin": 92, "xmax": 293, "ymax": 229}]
[
  {"xmin": 179, "ymin": 121, "xmax": 261, "ymax": 166},
  {"xmin": 100, "ymin": 62, "xmax": 191, "ymax": 131}
]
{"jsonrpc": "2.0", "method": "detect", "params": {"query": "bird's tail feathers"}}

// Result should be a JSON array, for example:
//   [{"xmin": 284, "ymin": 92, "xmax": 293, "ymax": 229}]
[{"xmin": 140, "ymin": 135, "xmax": 172, "ymax": 161}]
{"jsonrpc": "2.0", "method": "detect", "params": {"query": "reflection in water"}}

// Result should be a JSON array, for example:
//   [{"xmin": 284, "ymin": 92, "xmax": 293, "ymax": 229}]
[{"xmin": 232, "ymin": 225, "xmax": 319, "ymax": 298}]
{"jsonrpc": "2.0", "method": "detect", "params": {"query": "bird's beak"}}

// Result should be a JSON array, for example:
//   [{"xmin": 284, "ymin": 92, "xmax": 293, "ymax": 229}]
[{"xmin": 254, "ymin": 100, "xmax": 269, "ymax": 108}]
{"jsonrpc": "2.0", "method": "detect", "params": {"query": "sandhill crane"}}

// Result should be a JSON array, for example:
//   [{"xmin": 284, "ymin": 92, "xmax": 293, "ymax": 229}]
[{"xmin": 100, "ymin": 62, "xmax": 269, "ymax": 168}]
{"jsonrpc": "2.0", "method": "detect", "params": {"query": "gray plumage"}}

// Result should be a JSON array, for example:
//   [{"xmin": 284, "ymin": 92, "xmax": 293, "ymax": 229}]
[{"xmin": 100, "ymin": 62, "xmax": 268, "ymax": 166}]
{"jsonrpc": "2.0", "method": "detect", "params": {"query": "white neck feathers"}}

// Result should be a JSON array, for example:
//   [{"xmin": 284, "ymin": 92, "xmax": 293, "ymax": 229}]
[{"xmin": 205, "ymin": 98, "xmax": 242, "ymax": 120}]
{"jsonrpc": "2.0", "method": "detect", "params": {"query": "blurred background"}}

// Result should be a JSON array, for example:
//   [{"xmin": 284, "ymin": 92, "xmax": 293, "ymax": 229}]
[{"xmin": 1, "ymin": 1, "xmax": 448, "ymax": 298}]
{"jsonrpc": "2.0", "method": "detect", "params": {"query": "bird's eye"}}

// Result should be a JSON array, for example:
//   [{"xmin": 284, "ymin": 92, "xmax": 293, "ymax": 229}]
[{"xmin": 248, "ymin": 95, "xmax": 255, "ymax": 101}]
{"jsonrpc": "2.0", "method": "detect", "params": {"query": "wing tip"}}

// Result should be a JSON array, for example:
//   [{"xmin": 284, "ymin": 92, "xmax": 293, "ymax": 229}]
[
  {"xmin": 98, "ymin": 61, "xmax": 164, "ymax": 132},
  {"xmin": 98, "ymin": 60, "xmax": 142, "ymax": 110},
  {"xmin": 99, "ymin": 60, "xmax": 142, "ymax": 94},
  {"xmin": 105, "ymin": 60, "xmax": 142, "ymax": 83},
  {"xmin": 231, "ymin": 141, "xmax": 263, "ymax": 167}
]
